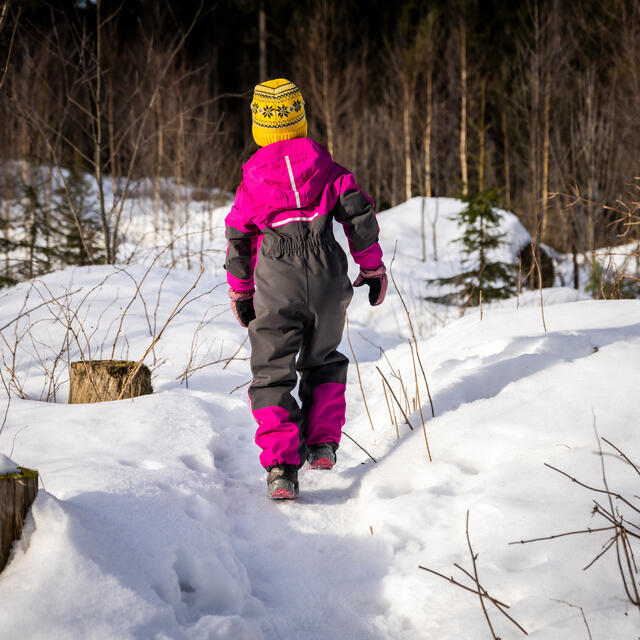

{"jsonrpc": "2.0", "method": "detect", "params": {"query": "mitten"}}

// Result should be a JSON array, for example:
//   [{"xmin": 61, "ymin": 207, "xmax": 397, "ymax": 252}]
[
  {"xmin": 228, "ymin": 288, "xmax": 256, "ymax": 327},
  {"xmin": 353, "ymin": 264, "xmax": 388, "ymax": 306}
]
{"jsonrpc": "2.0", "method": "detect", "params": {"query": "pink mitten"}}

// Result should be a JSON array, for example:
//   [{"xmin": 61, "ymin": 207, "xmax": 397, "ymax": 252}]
[{"xmin": 353, "ymin": 264, "xmax": 387, "ymax": 306}]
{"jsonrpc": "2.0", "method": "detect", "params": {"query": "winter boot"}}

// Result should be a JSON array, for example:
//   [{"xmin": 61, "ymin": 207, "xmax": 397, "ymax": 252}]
[
  {"xmin": 266, "ymin": 464, "xmax": 299, "ymax": 500},
  {"xmin": 306, "ymin": 443, "xmax": 337, "ymax": 470}
]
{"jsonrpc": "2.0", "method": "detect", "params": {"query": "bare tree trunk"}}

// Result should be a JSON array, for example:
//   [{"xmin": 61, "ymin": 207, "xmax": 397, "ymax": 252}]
[
  {"xmin": 459, "ymin": 18, "xmax": 468, "ymax": 197},
  {"xmin": 322, "ymin": 50, "xmax": 334, "ymax": 156},
  {"xmin": 541, "ymin": 69, "xmax": 550, "ymax": 241},
  {"xmin": 93, "ymin": 0, "xmax": 111, "ymax": 264},
  {"xmin": 177, "ymin": 108, "xmax": 190, "ymax": 269},
  {"xmin": 154, "ymin": 98, "xmax": 163, "ymax": 240},
  {"xmin": 424, "ymin": 61, "xmax": 433, "ymax": 198},
  {"xmin": 259, "ymin": 1, "xmax": 267, "ymax": 80},
  {"xmin": 107, "ymin": 68, "xmax": 118, "ymax": 198},
  {"xmin": 403, "ymin": 77, "xmax": 412, "ymax": 202},
  {"xmin": 501, "ymin": 104, "xmax": 511, "ymax": 211},
  {"xmin": 478, "ymin": 77, "xmax": 486, "ymax": 192},
  {"xmin": 421, "ymin": 198, "xmax": 427, "ymax": 262}
]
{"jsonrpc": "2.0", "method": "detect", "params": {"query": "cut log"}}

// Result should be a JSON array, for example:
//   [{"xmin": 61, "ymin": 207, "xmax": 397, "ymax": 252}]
[
  {"xmin": 0, "ymin": 467, "xmax": 38, "ymax": 573},
  {"xmin": 68, "ymin": 360, "xmax": 153, "ymax": 404}
]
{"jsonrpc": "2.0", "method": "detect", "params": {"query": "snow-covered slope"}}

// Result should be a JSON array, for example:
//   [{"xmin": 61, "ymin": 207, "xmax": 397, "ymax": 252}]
[{"xmin": 0, "ymin": 197, "xmax": 637, "ymax": 639}]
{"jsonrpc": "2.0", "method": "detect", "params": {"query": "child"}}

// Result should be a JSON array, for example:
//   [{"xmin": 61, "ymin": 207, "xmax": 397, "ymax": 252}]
[{"xmin": 225, "ymin": 79, "xmax": 386, "ymax": 499}]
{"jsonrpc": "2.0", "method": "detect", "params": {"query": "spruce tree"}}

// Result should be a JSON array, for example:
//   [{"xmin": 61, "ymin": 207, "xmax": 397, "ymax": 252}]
[
  {"xmin": 428, "ymin": 189, "xmax": 517, "ymax": 306},
  {"xmin": 53, "ymin": 163, "xmax": 103, "ymax": 266}
]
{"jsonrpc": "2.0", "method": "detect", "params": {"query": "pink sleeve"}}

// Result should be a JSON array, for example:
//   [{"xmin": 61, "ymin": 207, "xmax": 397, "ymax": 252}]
[
  {"xmin": 331, "ymin": 170, "xmax": 383, "ymax": 270},
  {"xmin": 224, "ymin": 185, "xmax": 259, "ymax": 292}
]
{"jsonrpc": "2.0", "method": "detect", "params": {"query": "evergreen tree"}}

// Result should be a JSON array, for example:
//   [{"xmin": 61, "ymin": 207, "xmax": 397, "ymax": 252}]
[
  {"xmin": 6, "ymin": 179, "xmax": 55, "ymax": 285},
  {"xmin": 428, "ymin": 189, "xmax": 517, "ymax": 306},
  {"xmin": 585, "ymin": 259, "xmax": 640, "ymax": 299},
  {"xmin": 53, "ymin": 164, "xmax": 103, "ymax": 267}
]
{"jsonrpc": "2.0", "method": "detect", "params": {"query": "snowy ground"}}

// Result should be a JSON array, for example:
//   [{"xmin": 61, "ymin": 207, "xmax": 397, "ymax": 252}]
[{"xmin": 0, "ymin": 197, "xmax": 638, "ymax": 639}]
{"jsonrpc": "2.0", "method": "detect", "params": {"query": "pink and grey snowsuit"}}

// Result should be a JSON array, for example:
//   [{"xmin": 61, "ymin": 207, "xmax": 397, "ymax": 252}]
[{"xmin": 224, "ymin": 138, "xmax": 383, "ymax": 469}]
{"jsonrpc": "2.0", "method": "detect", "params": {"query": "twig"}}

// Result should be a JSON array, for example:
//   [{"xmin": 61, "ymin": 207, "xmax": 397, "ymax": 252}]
[
  {"xmin": 551, "ymin": 600, "xmax": 592, "ymax": 640},
  {"xmin": 229, "ymin": 378, "xmax": 251, "ymax": 395},
  {"xmin": 0, "ymin": 289, "xmax": 82, "ymax": 332},
  {"xmin": 345, "ymin": 314, "xmax": 375, "ymax": 431},
  {"xmin": 118, "ymin": 267, "xmax": 207, "ymax": 399},
  {"xmin": 602, "ymin": 438, "xmax": 640, "ymax": 476},
  {"xmin": 376, "ymin": 366, "xmax": 414, "ymax": 430},
  {"xmin": 381, "ymin": 380, "xmax": 398, "ymax": 439},
  {"xmin": 389, "ymin": 241, "xmax": 435, "ymax": 418},
  {"xmin": 341, "ymin": 430, "xmax": 377, "ymax": 463},
  {"xmin": 466, "ymin": 510, "xmax": 498, "ymax": 639},
  {"xmin": 544, "ymin": 462, "xmax": 640, "ymax": 516},
  {"xmin": 0, "ymin": 394, "xmax": 10, "ymax": 440},
  {"xmin": 509, "ymin": 525, "xmax": 616, "ymax": 545},
  {"xmin": 418, "ymin": 566, "xmax": 510, "ymax": 608},
  {"xmin": 583, "ymin": 535, "xmax": 617, "ymax": 571},
  {"xmin": 409, "ymin": 338, "xmax": 431, "ymax": 460},
  {"xmin": 453, "ymin": 562, "xmax": 529, "ymax": 636},
  {"xmin": 223, "ymin": 335, "xmax": 248, "ymax": 370}
]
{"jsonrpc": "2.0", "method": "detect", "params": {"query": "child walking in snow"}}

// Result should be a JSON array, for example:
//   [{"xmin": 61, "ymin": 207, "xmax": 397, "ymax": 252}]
[{"xmin": 225, "ymin": 79, "xmax": 387, "ymax": 499}]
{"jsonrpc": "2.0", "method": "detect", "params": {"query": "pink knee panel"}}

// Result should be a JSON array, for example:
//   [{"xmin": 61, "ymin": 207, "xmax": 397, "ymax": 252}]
[{"xmin": 306, "ymin": 382, "xmax": 346, "ymax": 446}]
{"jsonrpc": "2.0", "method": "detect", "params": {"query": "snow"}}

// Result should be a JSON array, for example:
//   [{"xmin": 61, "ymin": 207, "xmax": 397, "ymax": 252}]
[
  {"xmin": 0, "ymin": 453, "xmax": 19, "ymax": 475},
  {"xmin": 0, "ymin": 195, "xmax": 638, "ymax": 638}
]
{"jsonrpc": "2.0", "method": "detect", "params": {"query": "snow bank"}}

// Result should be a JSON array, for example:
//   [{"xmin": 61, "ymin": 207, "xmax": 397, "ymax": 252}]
[
  {"xmin": 0, "ymin": 453, "xmax": 19, "ymax": 475},
  {"xmin": 0, "ymin": 195, "xmax": 637, "ymax": 638}
]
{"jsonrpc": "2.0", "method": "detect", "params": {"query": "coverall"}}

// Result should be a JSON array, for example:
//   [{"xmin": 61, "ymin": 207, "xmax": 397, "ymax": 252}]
[{"xmin": 224, "ymin": 137, "xmax": 383, "ymax": 469}]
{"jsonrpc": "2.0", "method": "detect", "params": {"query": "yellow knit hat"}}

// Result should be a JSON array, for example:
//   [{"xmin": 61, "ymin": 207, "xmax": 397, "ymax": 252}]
[{"xmin": 250, "ymin": 78, "xmax": 307, "ymax": 147}]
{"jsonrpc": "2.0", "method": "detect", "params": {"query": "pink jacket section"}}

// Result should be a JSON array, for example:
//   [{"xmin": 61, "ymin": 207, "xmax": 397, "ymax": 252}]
[{"xmin": 224, "ymin": 138, "xmax": 382, "ymax": 291}]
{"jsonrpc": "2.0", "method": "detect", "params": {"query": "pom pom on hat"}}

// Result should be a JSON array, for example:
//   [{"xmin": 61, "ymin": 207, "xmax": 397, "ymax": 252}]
[{"xmin": 250, "ymin": 78, "xmax": 307, "ymax": 147}]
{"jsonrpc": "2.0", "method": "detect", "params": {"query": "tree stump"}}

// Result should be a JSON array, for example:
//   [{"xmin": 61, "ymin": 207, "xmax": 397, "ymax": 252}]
[
  {"xmin": 68, "ymin": 360, "xmax": 153, "ymax": 404},
  {"xmin": 0, "ymin": 467, "xmax": 38, "ymax": 573}
]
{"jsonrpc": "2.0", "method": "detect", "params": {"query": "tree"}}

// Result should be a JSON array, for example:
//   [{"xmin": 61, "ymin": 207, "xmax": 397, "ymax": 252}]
[
  {"xmin": 428, "ymin": 189, "xmax": 517, "ymax": 307},
  {"xmin": 53, "ymin": 161, "xmax": 104, "ymax": 267}
]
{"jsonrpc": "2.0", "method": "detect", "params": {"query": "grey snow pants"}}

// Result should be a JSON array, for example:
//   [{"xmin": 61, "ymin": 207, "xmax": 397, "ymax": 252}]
[{"xmin": 248, "ymin": 228, "xmax": 353, "ymax": 469}]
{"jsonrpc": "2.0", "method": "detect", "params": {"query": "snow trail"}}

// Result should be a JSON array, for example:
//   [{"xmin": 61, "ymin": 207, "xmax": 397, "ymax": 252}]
[{"xmin": 0, "ymin": 198, "xmax": 638, "ymax": 638}]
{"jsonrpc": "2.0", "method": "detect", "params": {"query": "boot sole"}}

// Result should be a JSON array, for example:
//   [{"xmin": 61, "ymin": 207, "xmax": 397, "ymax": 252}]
[
  {"xmin": 307, "ymin": 457, "xmax": 334, "ymax": 470},
  {"xmin": 267, "ymin": 478, "xmax": 299, "ymax": 500},
  {"xmin": 269, "ymin": 488, "xmax": 297, "ymax": 500}
]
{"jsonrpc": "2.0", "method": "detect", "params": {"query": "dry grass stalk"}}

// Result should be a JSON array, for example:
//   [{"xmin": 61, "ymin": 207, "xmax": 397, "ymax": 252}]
[
  {"xmin": 382, "ymin": 380, "xmax": 399, "ymax": 439},
  {"xmin": 551, "ymin": 600, "xmax": 593, "ymax": 640},
  {"xmin": 346, "ymin": 314, "xmax": 375, "ymax": 431},
  {"xmin": 376, "ymin": 366, "xmax": 414, "ymax": 431},
  {"xmin": 118, "ymin": 267, "xmax": 209, "ymax": 399},
  {"xmin": 389, "ymin": 241, "xmax": 436, "ymax": 418},
  {"xmin": 409, "ymin": 338, "xmax": 432, "ymax": 461},
  {"xmin": 341, "ymin": 430, "xmax": 377, "ymax": 463}
]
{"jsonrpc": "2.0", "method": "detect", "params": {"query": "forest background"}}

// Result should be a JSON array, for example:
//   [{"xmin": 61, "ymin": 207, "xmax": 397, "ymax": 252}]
[{"xmin": 0, "ymin": 0, "xmax": 638, "ymax": 287}]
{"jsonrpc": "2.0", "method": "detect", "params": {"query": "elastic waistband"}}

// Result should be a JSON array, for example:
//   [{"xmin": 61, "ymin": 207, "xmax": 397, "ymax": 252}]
[{"xmin": 260, "ymin": 229, "xmax": 338, "ymax": 257}]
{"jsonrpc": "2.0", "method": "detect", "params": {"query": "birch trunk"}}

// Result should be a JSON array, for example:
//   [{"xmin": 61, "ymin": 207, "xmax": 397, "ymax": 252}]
[
  {"xmin": 459, "ymin": 19, "xmax": 468, "ymax": 197},
  {"xmin": 424, "ymin": 62, "xmax": 433, "ymax": 198},
  {"xmin": 403, "ymin": 78, "xmax": 412, "ymax": 202}
]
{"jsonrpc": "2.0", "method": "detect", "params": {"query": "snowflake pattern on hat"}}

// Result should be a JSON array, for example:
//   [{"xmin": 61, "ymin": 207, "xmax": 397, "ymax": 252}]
[{"xmin": 251, "ymin": 79, "xmax": 307, "ymax": 146}]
